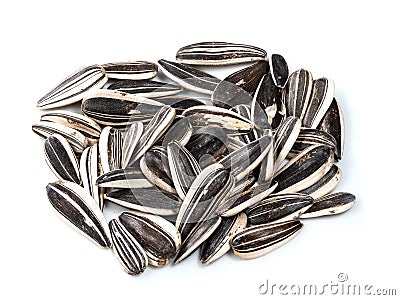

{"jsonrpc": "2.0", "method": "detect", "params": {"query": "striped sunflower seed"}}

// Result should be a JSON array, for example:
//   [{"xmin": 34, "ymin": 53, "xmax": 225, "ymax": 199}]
[
  {"xmin": 231, "ymin": 104, "xmax": 261, "ymax": 143},
  {"xmin": 37, "ymin": 65, "xmax": 108, "ymax": 109},
  {"xmin": 105, "ymin": 188, "xmax": 181, "ymax": 216},
  {"xmin": 167, "ymin": 141, "xmax": 201, "ymax": 200},
  {"xmin": 269, "ymin": 54, "xmax": 289, "ymax": 88},
  {"xmin": 200, "ymin": 213, "xmax": 247, "ymax": 265},
  {"xmin": 108, "ymin": 80, "xmax": 182, "ymax": 98},
  {"xmin": 80, "ymin": 144, "xmax": 105, "ymax": 210},
  {"xmin": 121, "ymin": 122, "xmax": 144, "ymax": 169},
  {"xmin": 317, "ymin": 97, "xmax": 345, "ymax": 161},
  {"xmin": 283, "ymin": 69, "xmax": 313, "ymax": 120},
  {"xmin": 109, "ymin": 219, "xmax": 148, "ymax": 275},
  {"xmin": 119, "ymin": 211, "xmax": 181, "ymax": 266},
  {"xmin": 174, "ymin": 216, "xmax": 222, "ymax": 264},
  {"xmin": 98, "ymin": 126, "xmax": 122, "ymax": 174},
  {"xmin": 182, "ymin": 105, "xmax": 254, "ymax": 135},
  {"xmin": 246, "ymin": 193, "xmax": 313, "ymax": 225},
  {"xmin": 273, "ymin": 116, "xmax": 301, "ymax": 170},
  {"xmin": 46, "ymin": 181, "xmax": 111, "ymax": 248},
  {"xmin": 156, "ymin": 96, "xmax": 207, "ymax": 114},
  {"xmin": 102, "ymin": 61, "xmax": 157, "ymax": 80},
  {"xmin": 298, "ymin": 164, "xmax": 342, "ymax": 199},
  {"xmin": 175, "ymin": 163, "xmax": 234, "ymax": 241},
  {"xmin": 161, "ymin": 116, "xmax": 192, "ymax": 147},
  {"xmin": 40, "ymin": 110, "xmax": 102, "ymax": 146},
  {"xmin": 32, "ymin": 121, "xmax": 88, "ymax": 153},
  {"xmin": 230, "ymin": 220, "xmax": 303, "ymax": 259},
  {"xmin": 302, "ymin": 78, "xmax": 335, "ymax": 128},
  {"xmin": 157, "ymin": 59, "xmax": 220, "ymax": 95},
  {"xmin": 140, "ymin": 146, "xmax": 175, "ymax": 194},
  {"xmin": 176, "ymin": 41, "xmax": 267, "ymax": 66},
  {"xmin": 44, "ymin": 134, "xmax": 81, "ymax": 184},
  {"xmin": 129, "ymin": 106, "xmax": 176, "ymax": 163},
  {"xmin": 300, "ymin": 192, "xmax": 355, "ymax": 218},
  {"xmin": 273, "ymin": 145, "xmax": 334, "ymax": 193},
  {"xmin": 81, "ymin": 90, "xmax": 164, "ymax": 126},
  {"xmin": 96, "ymin": 168, "xmax": 153, "ymax": 189}
]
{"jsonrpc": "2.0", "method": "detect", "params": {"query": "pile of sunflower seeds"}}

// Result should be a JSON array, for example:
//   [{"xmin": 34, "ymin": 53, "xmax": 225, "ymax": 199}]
[{"xmin": 32, "ymin": 41, "xmax": 356, "ymax": 275}]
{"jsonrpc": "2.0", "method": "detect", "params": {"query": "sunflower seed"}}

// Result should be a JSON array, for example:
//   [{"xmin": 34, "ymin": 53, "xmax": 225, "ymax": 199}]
[
  {"xmin": 257, "ymin": 141, "xmax": 275, "ymax": 184},
  {"xmin": 288, "ymin": 128, "xmax": 337, "ymax": 159},
  {"xmin": 273, "ymin": 116, "xmax": 301, "ymax": 169},
  {"xmin": 161, "ymin": 116, "xmax": 192, "ymax": 147},
  {"xmin": 140, "ymin": 146, "xmax": 175, "ymax": 194},
  {"xmin": 119, "ymin": 211, "xmax": 181, "ymax": 266},
  {"xmin": 109, "ymin": 219, "xmax": 148, "ymax": 275},
  {"xmin": 46, "ymin": 181, "xmax": 111, "ymax": 248},
  {"xmin": 37, "ymin": 65, "xmax": 108, "ymax": 109},
  {"xmin": 231, "ymin": 104, "xmax": 260, "ymax": 143},
  {"xmin": 80, "ymin": 145, "xmax": 105, "ymax": 210},
  {"xmin": 185, "ymin": 125, "xmax": 228, "ymax": 168},
  {"xmin": 40, "ymin": 110, "xmax": 102, "ymax": 145},
  {"xmin": 298, "ymin": 165, "xmax": 342, "ymax": 199},
  {"xmin": 96, "ymin": 168, "xmax": 153, "ymax": 189},
  {"xmin": 121, "ymin": 122, "xmax": 144, "ymax": 169},
  {"xmin": 176, "ymin": 41, "xmax": 267, "ymax": 65},
  {"xmin": 175, "ymin": 163, "xmax": 234, "ymax": 241},
  {"xmin": 174, "ymin": 216, "xmax": 221, "ymax": 264},
  {"xmin": 157, "ymin": 59, "xmax": 220, "ymax": 95},
  {"xmin": 105, "ymin": 188, "xmax": 181, "ymax": 216},
  {"xmin": 300, "ymin": 192, "xmax": 355, "ymax": 218},
  {"xmin": 200, "ymin": 213, "xmax": 247, "ymax": 265},
  {"xmin": 220, "ymin": 182, "xmax": 278, "ymax": 217},
  {"xmin": 303, "ymin": 78, "xmax": 335, "ymax": 128},
  {"xmin": 182, "ymin": 105, "xmax": 253, "ymax": 135},
  {"xmin": 219, "ymin": 133, "xmax": 273, "ymax": 182},
  {"xmin": 212, "ymin": 60, "xmax": 268, "ymax": 108},
  {"xmin": 247, "ymin": 193, "xmax": 313, "ymax": 225},
  {"xmin": 102, "ymin": 61, "xmax": 157, "ymax": 80},
  {"xmin": 130, "ymin": 106, "xmax": 176, "ymax": 163},
  {"xmin": 230, "ymin": 220, "xmax": 303, "ymax": 259},
  {"xmin": 81, "ymin": 90, "xmax": 164, "ymax": 126},
  {"xmin": 273, "ymin": 145, "xmax": 334, "ymax": 193},
  {"xmin": 317, "ymin": 97, "xmax": 345, "ymax": 161},
  {"xmin": 226, "ymin": 136, "xmax": 247, "ymax": 152},
  {"xmin": 250, "ymin": 87, "xmax": 275, "ymax": 132},
  {"xmin": 283, "ymin": 69, "xmax": 313, "ymax": 120},
  {"xmin": 44, "ymin": 134, "xmax": 81, "ymax": 184},
  {"xmin": 269, "ymin": 54, "xmax": 289, "ymax": 88},
  {"xmin": 231, "ymin": 175, "xmax": 257, "ymax": 197},
  {"xmin": 99, "ymin": 126, "xmax": 122, "ymax": 173},
  {"xmin": 32, "ymin": 121, "xmax": 88, "ymax": 153},
  {"xmin": 108, "ymin": 80, "xmax": 182, "ymax": 98},
  {"xmin": 167, "ymin": 141, "xmax": 201, "ymax": 200}
]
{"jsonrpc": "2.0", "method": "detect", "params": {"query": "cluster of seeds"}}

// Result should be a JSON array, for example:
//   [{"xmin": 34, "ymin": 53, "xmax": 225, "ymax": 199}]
[{"xmin": 32, "ymin": 41, "xmax": 356, "ymax": 275}]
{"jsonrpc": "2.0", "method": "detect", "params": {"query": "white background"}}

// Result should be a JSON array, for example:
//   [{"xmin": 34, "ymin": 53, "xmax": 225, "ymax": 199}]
[{"xmin": 1, "ymin": 1, "xmax": 399, "ymax": 299}]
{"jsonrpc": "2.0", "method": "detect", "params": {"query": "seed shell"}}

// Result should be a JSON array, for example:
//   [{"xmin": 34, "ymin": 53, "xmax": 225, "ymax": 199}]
[
  {"xmin": 161, "ymin": 116, "xmax": 192, "ymax": 147},
  {"xmin": 80, "ymin": 145, "xmax": 105, "ymax": 210},
  {"xmin": 121, "ymin": 122, "xmax": 144, "ymax": 168},
  {"xmin": 119, "ymin": 211, "xmax": 181, "ymax": 266},
  {"xmin": 96, "ymin": 167, "xmax": 153, "ymax": 189},
  {"xmin": 300, "ymin": 192, "xmax": 355, "ymax": 218},
  {"xmin": 247, "ymin": 193, "xmax": 313, "ymax": 225},
  {"xmin": 157, "ymin": 59, "xmax": 220, "ymax": 95},
  {"xmin": 37, "ymin": 65, "xmax": 108, "ymax": 109},
  {"xmin": 105, "ymin": 188, "xmax": 181, "ymax": 216},
  {"xmin": 283, "ymin": 69, "xmax": 313, "ymax": 120},
  {"xmin": 102, "ymin": 61, "xmax": 157, "ymax": 80},
  {"xmin": 230, "ymin": 220, "xmax": 303, "ymax": 259},
  {"xmin": 200, "ymin": 213, "xmax": 247, "ymax": 265},
  {"xmin": 109, "ymin": 219, "xmax": 148, "ymax": 275},
  {"xmin": 98, "ymin": 126, "xmax": 122, "ymax": 174},
  {"xmin": 32, "ymin": 121, "xmax": 88, "ymax": 153},
  {"xmin": 108, "ymin": 80, "xmax": 182, "ymax": 98},
  {"xmin": 46, "ymin": 181, "xmax": 111, "ymax": 248},
  {"xmin": 44, "ymin": 134, "xmax": 81, "ymax": 184},
  {"xmin": 269, "ymin": 54, "xmax": 289, "ymax": 88}
]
